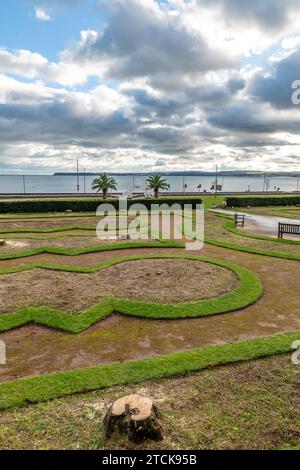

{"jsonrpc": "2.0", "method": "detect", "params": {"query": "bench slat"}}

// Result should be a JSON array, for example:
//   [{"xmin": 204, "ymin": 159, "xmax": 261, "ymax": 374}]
[{"xmin": 278, "ymin": 222, "xmax": 300, "ymax": 238}]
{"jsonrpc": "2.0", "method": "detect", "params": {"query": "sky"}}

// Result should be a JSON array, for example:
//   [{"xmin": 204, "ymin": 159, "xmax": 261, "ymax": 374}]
[{"xmin": 1, "ymin": 0, "xmax": 300, "ymax": 174}]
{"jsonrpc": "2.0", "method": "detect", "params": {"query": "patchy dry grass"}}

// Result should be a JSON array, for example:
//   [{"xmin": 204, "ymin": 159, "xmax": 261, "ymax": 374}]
[
  {"xmin": 0, "ymin": 259, "xmax": 238, "ymax": 314},
  {"xmin": 205, "ymin": 212, "xmax": 300, "ymax": 256},
  {"xmin": 0, "ymin": 208, "xmax": 298, "ymax": 450},
  {"xmin": 0, "ymin": 354, "xmax": 298, "ymax": 450}
]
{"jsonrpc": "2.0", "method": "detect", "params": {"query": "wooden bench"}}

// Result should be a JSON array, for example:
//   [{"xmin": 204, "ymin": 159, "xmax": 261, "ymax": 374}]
[
  {"xmin": 234, "ymin": 213, "xmax": 245, "ymax": 228},
  {"xmin": 278, "ymin": 222, "xmax": 300, "ymax": 239}
]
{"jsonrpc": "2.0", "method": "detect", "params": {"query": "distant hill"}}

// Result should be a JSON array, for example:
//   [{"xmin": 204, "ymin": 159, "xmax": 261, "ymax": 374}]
[{"xmin": 53, "ymin": 171, "xmax": 300, "ymax": 177}]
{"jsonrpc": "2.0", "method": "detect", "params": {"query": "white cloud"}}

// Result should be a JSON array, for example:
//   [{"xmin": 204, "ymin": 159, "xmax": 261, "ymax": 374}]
[
  {"xmin": 1, "ymin": 0, "xmax": 300, "ymax": 172},
  {"xmin": 0, "ymin": 47, "xmax": 97, "ymax": 86},
  {"xmin": 61, "ymin": 0, "xmax": 237, "ymax": 88},
  {"xmin": 35, "ymin": 7, "xmax": 52, "ymax": 21},
  {"xmin": 0, "ymin": 73, "xmax": 133, "ymax": 116}
]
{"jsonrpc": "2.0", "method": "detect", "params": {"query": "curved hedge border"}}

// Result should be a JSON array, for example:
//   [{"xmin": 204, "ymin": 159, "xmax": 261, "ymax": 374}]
[
  {"xmin": 0, "ymin": 219, "xmax": 148, "ymax": 235},
  {"xmin": 4, "ymin": 223, "xmax": 300, "ymax": 262},
  {"xmin": 1, "ymin": 233, "xmax": 97, "ymax": 240},
  {"xmin": 0, "ymin": 330, "xmax": 298, "ymax": 410},
  {"xmin": 0, "ymin": 213, "xmax": 99, "ymax": 220},
  {"xmin": 0, "ymin": 216, "xmax": 149, "ymax": 242},
  {"xmin": 0, "ymin": 225, "xmax": 147, "ymax": 240},
  {"xmin": 0, "ymin": 239, "xmax": 183, "ymax": 261},
  {"xmin": 224, "ymin": 219, "xmax": 300, "ymax": 246},
  {"xmin": 0, "ymin": 254, "xmax": 263, "ymax": 332},
  {"xmin": 201, "ymin": 212, "xmax": 300, "ymax": 261},
  {"xmin": 0, "ymin": 225, "xmax": 96, "ymax": 234},
  {"xmin": 205, "ymin": 237, "xmax": 300, "ymax": 261}
]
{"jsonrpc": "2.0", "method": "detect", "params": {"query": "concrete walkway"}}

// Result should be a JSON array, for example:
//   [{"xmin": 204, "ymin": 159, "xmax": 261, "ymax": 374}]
[{"xmin": 211, "ymin": 209, "xmax": 300, "ymax": 239}]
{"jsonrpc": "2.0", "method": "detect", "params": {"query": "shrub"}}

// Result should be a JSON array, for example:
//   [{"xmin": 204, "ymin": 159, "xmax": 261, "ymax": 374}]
[
  {"xmin": 0, "ymin": 198, "xmax": 202, "ymax": 214},
  {"xmin": 226, "ymin": 196, "xmax": 300, "ymax": 208}
]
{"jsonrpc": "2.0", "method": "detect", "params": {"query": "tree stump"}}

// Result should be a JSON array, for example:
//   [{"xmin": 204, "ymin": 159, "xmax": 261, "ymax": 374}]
[
  {"xmin": 104, "ymin": 394, "xmax": 164, "ymax": 443},
  {"xmin": 0, "ymin": 240, "xmax": 5, "ymax": 246}
]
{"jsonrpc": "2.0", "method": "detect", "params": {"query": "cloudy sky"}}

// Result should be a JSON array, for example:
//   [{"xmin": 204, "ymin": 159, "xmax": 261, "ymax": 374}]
[{"xmin": 1, "ymin": 0, "xmax": 300, "ymax": 174}]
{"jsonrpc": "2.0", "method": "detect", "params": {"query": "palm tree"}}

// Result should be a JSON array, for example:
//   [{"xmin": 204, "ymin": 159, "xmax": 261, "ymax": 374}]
[
  {"xmin": 146, "ymin": 175, "xmax": 169, "ymax": 198},
  {"xmin": 91, "ymin": 173, "xmax": 117, "ymax": 199}
]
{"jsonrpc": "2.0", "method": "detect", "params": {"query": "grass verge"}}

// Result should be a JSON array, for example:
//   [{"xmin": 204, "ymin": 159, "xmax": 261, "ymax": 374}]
[
  {"xmin": 224, "ymin": 219, "xmax": 300, "ymax": 246},
  {"xmin": 0, "ymin": 239, "xmax": 183, "ymax": 260},
  {"xmin": 0, "ymin": 225, "xmax": 97, "ymax": 234},
  {"xmin": 0, "ymin": 254, "xmax": 263, "ymax": 332},
  {"xmin": 0, "ymin": 330, "xmax": 298, "ymax": 410},
  {"xmin": 5, "ymin": 217, "xmax": 300, "ymax": 263},
  {"xmin": 183, "ymin": 212, "xmax": 300, "ymax": 261},
  {"xmin": 205, "ymin": 236, "xmax": 300, "ymax": 261}
]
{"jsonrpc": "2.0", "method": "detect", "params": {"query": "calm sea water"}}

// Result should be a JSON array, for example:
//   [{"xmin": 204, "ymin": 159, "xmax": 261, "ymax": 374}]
[{"xmin": 0, "ymin": 174, "xmax": 299, "ymax": 194}]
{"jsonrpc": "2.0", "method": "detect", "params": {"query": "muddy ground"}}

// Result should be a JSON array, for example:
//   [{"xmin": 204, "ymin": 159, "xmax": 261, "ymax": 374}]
[
  {"xmin": 0, "ymin": 213, "xmax": 299, "ymax": 383},
  {"xmin": 0, "ymin": 258, "xmax": 238, "ymax": 313},
  {"xmin": 0, "ymin": 235, "xmax": 131, "ymax": 253},
  {"xmin": 0, "ymin": 244, "xmax": 299, "ymax": 382}
]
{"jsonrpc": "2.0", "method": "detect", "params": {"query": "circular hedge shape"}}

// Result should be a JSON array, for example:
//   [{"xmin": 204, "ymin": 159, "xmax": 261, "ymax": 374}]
[{"xmin": 112, "ymin": 254, "xmax": 263, "ymax": 319}]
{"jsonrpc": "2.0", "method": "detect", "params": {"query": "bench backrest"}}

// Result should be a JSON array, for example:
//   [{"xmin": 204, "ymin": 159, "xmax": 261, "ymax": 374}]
[
  {"xmin": 234, "ymin": 213, "xmax": 245, "ymax": 227},
  {"xmin": 278, "ymin": 223, "xmax": 300, "ymax": 234}
]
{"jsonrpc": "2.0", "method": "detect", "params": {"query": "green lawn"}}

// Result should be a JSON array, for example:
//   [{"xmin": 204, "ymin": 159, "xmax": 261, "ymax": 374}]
[
  {"xmin": 0, "ymin": 331, "xmax": 298, "ymax": 410},
  {"xmin": 204, "ymin": 211, "xmax": 300, "ymax": 259},
  {"xmin": 0, "ymin": 352, "xmax": 298, "ymax": 450}
]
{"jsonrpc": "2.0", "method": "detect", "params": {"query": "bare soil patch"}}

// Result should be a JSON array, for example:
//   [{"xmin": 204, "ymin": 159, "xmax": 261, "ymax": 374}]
[
  {"xmin": 0, "ymin": 216, "xmax": 135, "ymax": 230},
  {"xmin": 0, "ymin": 245, "xmax": 300, "ymax": 382},
  {"xmin": 0, "ymin": 236, "xmax": 130, "ymax": 254},
  {"xmin": 0, "ymin": 259, "xmax": 238, "ymax": 314}
]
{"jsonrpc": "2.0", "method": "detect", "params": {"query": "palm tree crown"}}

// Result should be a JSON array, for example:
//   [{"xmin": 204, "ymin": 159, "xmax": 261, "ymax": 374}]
[
  {"xmin": 92, "ymin": 173, "xmax": 117, "ymax": 199},
  {"xmin": 146, "ymin": 175, "xmax": 169, "ymax": 198}
]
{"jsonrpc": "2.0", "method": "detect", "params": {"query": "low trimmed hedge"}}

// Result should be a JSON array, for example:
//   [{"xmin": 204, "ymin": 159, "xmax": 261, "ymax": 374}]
[
  {"xmin": 0, "ymin": 240, "xmax": 182, "ymax": 261},
  {"xmin": 0, "ymin": 197, "xmax": 202, "ymax": 214},
  {"xmin": 226, "ymin": 196, "xmax": 300, "ymax": 208},
  {"xmin": 0, "ymin": 254, "xmax": 263, "ymax": 332},
  {"xmin": 224, "ymin": 219, "xmax": 300, "ymax": 246},
  {"xmin": 0, "ymin": 330, "xmax": 298, "ymax": 410}
]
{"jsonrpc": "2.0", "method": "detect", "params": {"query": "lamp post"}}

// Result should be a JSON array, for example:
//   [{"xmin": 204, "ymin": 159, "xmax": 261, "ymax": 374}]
[
  {"xmin": 183, "ymin": 171, "xmax": 186, "ymax": 193},
  {"xmin": 76, "ymin": 159, "xmax": 80, "ymax": 194},
  {"xmin": 23, "ymin": 175, "xmax": 26, "ymax": 195}
]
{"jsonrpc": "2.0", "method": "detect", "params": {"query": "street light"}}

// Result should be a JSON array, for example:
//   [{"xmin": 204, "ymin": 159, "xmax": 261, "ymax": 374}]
[{"xmin": 76, "ymin": 159, "xmax": 80, "ymax": 194}]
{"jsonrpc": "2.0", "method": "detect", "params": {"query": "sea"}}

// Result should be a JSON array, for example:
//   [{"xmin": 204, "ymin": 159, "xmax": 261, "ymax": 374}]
[{"xmin": 0, "ymin": 174, "xmax": 300, "ymax": 194}]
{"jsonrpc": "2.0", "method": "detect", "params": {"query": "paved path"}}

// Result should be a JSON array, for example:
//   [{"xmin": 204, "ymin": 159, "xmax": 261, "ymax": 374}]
[{"xmin": 211, "ymin": 209, "xmax": 300, "ymax": 239}]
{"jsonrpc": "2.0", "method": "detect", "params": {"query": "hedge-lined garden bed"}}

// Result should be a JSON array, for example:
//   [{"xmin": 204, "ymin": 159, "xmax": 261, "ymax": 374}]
[
  {"xmin": 0, "ymin": 330, "xmax": 298, "ymax": 410},
  {"xmin": 226, "ymin": 196, "xmax": 300, "ymax": 207},
  {"xmin": 0, "ymin": 254, "xmax": 263, "ymax": 332},
  {"xmin": 0, "ymin": 198, "xmax": 202, "ymax": 214}
]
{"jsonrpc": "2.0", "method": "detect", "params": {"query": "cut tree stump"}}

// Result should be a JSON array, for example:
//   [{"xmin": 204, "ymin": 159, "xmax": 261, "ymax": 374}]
[{"xmin": 104, "ymin": 394, "xmax": 164, "ymax": 443}]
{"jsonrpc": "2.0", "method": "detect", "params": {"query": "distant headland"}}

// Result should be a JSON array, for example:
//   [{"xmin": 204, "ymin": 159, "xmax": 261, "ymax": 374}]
[{"xmin": 53, "ymin": 171, "xmax": 300, "ymax": 177}]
